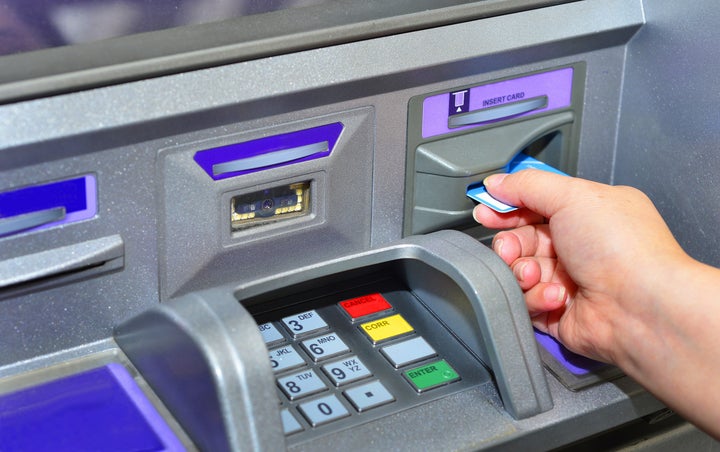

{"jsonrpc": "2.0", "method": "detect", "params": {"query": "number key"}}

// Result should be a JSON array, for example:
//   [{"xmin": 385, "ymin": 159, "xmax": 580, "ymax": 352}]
[
  {"xmin": 277, "ymin": 369, "xmax": 327, "ymax": 400},
  {"xmin": 281, "ymin": 310, "xmax": 328, "ymax": 338},
  {"xmin": 258, "ymin": 322, "xmax": 285, "ymax": 346},
  {"xmin": 301, "ymin": 333, "xmax": 350, "ymax": 362},
  {"xmin": 268, "ymin": 344, "xmax": 305, "ymax": 373},
  {"xmin": 321, "ymin": 355, "xmax": 372, "ymax": 386},
  {"xmin": 298, "ymin": 394, "xmax": 350, "ymax": 427}
]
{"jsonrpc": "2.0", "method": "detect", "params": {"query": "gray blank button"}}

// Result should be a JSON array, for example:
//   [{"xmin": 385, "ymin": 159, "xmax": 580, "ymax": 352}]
[
  {"xmin": 380, "ymin": 336, "xmax": 436, "ymax": 368},
  {"xmin": 298, "ymin": 394, "xmax": 350, "ymax": 426},
  {"xmin": 344, "ymin": 380, "xmax": 394, "ymax": 412}
]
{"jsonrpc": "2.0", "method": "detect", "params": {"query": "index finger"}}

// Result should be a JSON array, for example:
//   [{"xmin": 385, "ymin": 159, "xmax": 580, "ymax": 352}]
[
  {"xmin": 472, "ymin": 203, "xmax": 546, "ymax": 229},
  {"xmin": 483, "ymin": 169, "xmax": 577, "ymax": 219}
]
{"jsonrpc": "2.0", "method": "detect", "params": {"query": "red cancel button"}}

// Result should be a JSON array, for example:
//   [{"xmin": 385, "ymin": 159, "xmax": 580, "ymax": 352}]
[{"xmin": 339, "ymin": 293, "xmax": 392, "ymax": 319}]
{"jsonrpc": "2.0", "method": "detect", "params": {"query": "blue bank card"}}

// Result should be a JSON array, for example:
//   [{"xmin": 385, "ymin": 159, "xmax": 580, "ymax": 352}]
[{"xmin": 466, "ymin": 153, "xmax": 566, "ymax": 213}]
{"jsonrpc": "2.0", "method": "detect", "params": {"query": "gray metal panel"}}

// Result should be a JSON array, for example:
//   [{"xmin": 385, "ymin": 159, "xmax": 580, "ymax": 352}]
[
  {"xmin": 157, "ymin": 107, "xmax": 374, "ymax": 299},
  {"xmin": 0, "ymin": 0, "xmax": 642, "ymax": 150},
  {"xmin": 615, "ymin": 0, "xmax": 720, "ymax": 267},
  {"xmin": 0, "ymin": 0, "xmax": 579, "ymax": 105},
  {"xmin": 0, "ymin": 145, "xmax": 161, "ymax": 366},
  {"xmin": 0, "ymin": 235, "xmax": 123, "ymax": 293}
]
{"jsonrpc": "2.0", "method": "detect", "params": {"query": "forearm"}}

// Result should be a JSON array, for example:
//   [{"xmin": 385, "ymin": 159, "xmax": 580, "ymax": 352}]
[{"xmin": 614, "ymin": 256, "xmax": 720, "ymax": 439}]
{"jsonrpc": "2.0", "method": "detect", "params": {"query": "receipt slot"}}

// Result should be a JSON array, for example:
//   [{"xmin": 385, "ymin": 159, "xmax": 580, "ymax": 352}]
[
  {"xmin": 114, "ymin": 230, "xmax": 552, "ymax": 451},
  {"xmin": 404, "ymin": 65, "xmax": 585, "ymax": 235}
]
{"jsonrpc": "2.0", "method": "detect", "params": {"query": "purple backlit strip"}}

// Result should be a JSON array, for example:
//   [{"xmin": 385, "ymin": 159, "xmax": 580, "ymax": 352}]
[
  {"xmin": 422, "ymin": 67, "xmax": 574, "ymax": 138},
  {"xmin": 66, "ymin": 175, "xmax": 97, "ymax": 224},
  {"xmin": 106, "ymin": 363, "xmax": 186, "ymax": 451},
  {"xmin": 0, "ymin": 174, "xmax": 97, "ymax": 236},
  {"xmin": 534, "ymin": 330, "xmax": 605, "ymax": 376},
  {"xmin": 35, "ymin": 174, "xmax": 97, "ymax": 231},
  {"xmin": 0, "ymin": 363, "xmax": 184, "ymax": 451},
  {"xmin": 194, "ymin": 122, "xmax": 344, "ymax": 180}
]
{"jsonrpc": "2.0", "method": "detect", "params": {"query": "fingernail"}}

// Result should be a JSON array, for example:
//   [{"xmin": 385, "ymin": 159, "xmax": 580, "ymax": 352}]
[
  {"xmin": 513, "ymin": 261, "xmax": 526, "ymax": 282},
  {"xmin": 544, "ymin": 285, "xmax": 566, "ymax": 305},
  {"xmin": 493, "ymin": 238, "xmax": 503, "ymax": 256},
  {"xmin": 483, "ymin": 173, "xmax": 508, "ymax": 190}
]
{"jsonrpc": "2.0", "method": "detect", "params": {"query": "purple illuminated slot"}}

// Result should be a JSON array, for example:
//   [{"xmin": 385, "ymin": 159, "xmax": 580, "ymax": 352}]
[
  {"xmin": 422, "ymin": 67, "xmax": 574, "ymax": 138},
  {"xmin": 0, "ymin": 363, "xmax": 185, "ymax": 452},
  {"xmin": 194, "ymin": 122, "xmax": 344, "ymax": 180},
  {"xmin": 0, "ymin": 174, "xmax": 97, "ymax": 237},
  {"xmin": 534, "ymin": 330, "xmax": 606, "ymax": 376}
]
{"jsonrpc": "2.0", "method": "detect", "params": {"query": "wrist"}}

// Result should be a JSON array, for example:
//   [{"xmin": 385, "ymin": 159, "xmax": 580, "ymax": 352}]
[
  {"xmin": 609, "ymin": 251, "xmax": 697, "ymax": 372},
  {"xmin": 612, "ymin": 253, "xmax": 720, "ymax": 383}
]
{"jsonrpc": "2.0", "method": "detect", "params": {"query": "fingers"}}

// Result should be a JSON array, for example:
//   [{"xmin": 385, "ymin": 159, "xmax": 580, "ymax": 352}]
[
  {"xmin": 506, "ymin": 256, "xmax": 576, "ymax": 335},
  {"xmin": 473, "ymin": 203, "xmax": 546, "ymax": 230},
  {"xmin": 491, "ymin": 224, "xmax": 555, "ymax": 266},
  {"xmin": 528, "ymin": 304, "xmax": 564, "ymax": 337},
  {"xmin": 524, "ymin": 282, "xmax": 568, "ymax": 317},
  {"xmin": 482, "ymin": 170, "xmax": 579, "ymax": 219},
  {"xmin": 510, "ymin": 255, "xmax": 558, "ymax": 289},
  {"xmin": 472, "ymin": 170, "xmax": 575, "ymax": 230}
]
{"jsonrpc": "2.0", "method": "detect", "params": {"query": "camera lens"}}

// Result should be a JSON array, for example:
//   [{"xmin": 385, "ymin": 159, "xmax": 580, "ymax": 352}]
[{"xmin": 262, "ymin": 199, "xmax": 274, "ymax": 210}]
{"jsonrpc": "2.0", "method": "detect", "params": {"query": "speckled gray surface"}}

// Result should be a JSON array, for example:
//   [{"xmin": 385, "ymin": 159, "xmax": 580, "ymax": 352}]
[{"xmin": 615, "ymin": 0, "xmax": 720, "ymax": 267}]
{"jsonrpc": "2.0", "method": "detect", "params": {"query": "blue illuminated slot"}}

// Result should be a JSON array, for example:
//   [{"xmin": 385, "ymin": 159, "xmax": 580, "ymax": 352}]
[
  {"xmin": 0, "ymin": 174, "xmax": 96, "ymax": 237},
  {"xmin": 193, "ymin": 122, "xmax": 344, "ymax": 180},
  {"xmin": 0, "ymin": 363, "xmax": 185, "ymax": 452}
]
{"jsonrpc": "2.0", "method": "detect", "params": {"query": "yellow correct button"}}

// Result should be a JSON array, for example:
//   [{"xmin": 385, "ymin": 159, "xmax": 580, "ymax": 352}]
[{"xmin": 360, "ymin": 314, "xmax": 414, "ymax": 344}]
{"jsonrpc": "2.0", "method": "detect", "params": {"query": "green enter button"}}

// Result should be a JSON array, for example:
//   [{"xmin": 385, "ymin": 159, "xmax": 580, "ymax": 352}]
[{"xmin": 403, "ymin": 359, "xmax": 460, "ymax": 392}]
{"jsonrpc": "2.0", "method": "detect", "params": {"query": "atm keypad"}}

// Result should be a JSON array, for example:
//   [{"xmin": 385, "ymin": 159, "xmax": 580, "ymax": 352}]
[{"xmin": 260, "ymin": 291, "xmax": 471, "ymax": 438}]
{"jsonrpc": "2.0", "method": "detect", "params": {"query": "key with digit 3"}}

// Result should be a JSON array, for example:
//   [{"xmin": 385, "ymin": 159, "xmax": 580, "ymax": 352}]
[{"xmin": 466, "ymin": 153, "xmax": 567, "ymax": 213}]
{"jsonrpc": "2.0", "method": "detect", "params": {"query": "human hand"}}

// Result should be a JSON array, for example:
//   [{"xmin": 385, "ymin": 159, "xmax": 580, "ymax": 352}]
[
  {"xmin": 472, "ymin": 169, "xmax": 688, "ymax": 364},
  {"xmin": 473, "ymin": 169, "xmax": 720, "ymax": 438}
]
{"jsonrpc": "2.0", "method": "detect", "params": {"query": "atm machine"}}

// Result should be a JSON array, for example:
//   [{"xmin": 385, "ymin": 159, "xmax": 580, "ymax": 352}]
[{"xmin": 1, "ymin": 0, "xmax": 719, "ymax": 450}]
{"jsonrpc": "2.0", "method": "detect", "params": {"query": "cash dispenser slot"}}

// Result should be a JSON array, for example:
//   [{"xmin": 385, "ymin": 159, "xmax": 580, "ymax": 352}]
[
  {"xmin": 115, "ymin": 230, "xmax": 552, "ymax": 450},
  {"xmin": 0, "ymin": 235, "xmax": 125, "ymax": 300}
]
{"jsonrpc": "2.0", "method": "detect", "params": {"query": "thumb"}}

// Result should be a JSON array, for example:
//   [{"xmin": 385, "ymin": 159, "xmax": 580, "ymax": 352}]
[{"xmin": 483, "ymin": 169, "xmax": 574, "ymax": 219}]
